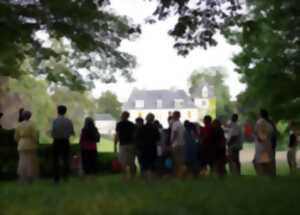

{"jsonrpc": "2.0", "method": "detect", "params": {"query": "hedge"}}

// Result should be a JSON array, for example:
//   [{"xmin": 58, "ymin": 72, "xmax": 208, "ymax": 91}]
[{"xmin": 0, "ymin": 128, "xmax": 118, "ymax": 180}]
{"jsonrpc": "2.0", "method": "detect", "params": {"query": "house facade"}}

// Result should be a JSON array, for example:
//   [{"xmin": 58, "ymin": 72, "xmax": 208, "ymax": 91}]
[
  {"xmin": 123, "ymin": 88, "xmax": 215, "ymax": 128},
  {"xmin": 94, "ymin": 113, "xmax": 116, "ymax": 136}
]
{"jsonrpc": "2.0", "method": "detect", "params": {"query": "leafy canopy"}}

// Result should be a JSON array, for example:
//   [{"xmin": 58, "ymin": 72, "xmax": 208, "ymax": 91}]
[
  {"xmin": 229, "ymin": 0, "xmax": 300, "ymax": 121},
  {"xmin": 188, "ymin": 67, "xmax": 232, "ymax": 119},
  {"xmin": 0, "ymin": 0, "xmax": 140, "ymax": 90},
  {"xmin": 96, "ymin": 90, "xmax": 122, "ymax": 119}
]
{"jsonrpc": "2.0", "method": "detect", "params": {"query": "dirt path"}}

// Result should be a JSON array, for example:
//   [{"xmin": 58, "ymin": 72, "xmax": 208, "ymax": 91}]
[{"xmin": 240, "ymin": 149, "xmax": 300, "ymax": 163}]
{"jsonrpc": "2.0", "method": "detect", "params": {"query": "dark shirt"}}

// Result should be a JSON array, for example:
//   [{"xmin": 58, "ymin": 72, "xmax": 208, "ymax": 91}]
[
  {"xmin": 289, "ymin": 133, "xmax": 297, "ymax": 148},
  {"xmin": 116, "ymin": 120, "xmax": 135, "ymax": 145},
  {"xmin": 139, "ymin": 123, "xmax": 160, "ymax": 155}
]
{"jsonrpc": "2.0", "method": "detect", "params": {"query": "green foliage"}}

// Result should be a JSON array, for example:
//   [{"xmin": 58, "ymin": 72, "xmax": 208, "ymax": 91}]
[
  {"xmin": 0, "ymin": 0, "xmax": 139, "ymax": 89},
  {"xmin": 229, "ymin": 0, "xmax": 300, "ymax": 121},
  {"xmin": 51, "ymin": 87, "xmax": 96, "ymax": 137},
  {"xmin": 188, "ymin": 67, "xmax": 233, "ymax": 119},
  {"xmin": 149, "ymin": 0, "xmax": 242, "ymax": 55},
  {"xmin": 96, "ymin": 91, "xmax": 122, "ymax": 119},
  {"xmin": 9, "ymin": 76, "xmax": 55, "ymax": 143}
]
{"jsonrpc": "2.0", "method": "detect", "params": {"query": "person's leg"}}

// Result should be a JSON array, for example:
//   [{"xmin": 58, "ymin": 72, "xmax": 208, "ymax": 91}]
[
  {"xmin": 81, "ymin": 150, "xmax": 88, "ymax": 174},
  {"xmin": 62, "ymin": 139, "xmax": 70, "ymax": 179},
  {"xmin": 91, "ymin": 150, "xmax": 98, "ymax": 174},
  {"xmin": 53, "ymin": 140, "xmax": 60, "ymax": 183}
]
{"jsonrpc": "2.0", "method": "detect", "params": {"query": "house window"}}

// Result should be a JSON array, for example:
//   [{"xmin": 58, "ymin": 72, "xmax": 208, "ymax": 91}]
[
  {"xmin": 174, "ymin": 99, "xmax": 184, "ymax": 109},
  {"xmin": 135, "ymin": 100, "xmax": 144, "ymax": 108},
  {"xmin": 156, "ymin": 99, "xmax": 163, "ymax": 108},
  {"xmin": 202, "ymin": 86, "xmax": 208, "ymax": 98}
]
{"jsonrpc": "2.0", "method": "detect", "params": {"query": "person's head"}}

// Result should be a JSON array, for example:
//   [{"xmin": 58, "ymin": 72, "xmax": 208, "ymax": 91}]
[
  {"xmin": 231, "ymin": 113, "xmax": 239, "ymax": 123},
  {"xmin": 259, "ymin": 109, "xmax": 269, "ymax": 120},
  {"xmin": 184, "ymin": 120, "xmax": 191, "ymax": 129},
  {"xmin": 57, "ymin": 105, "xmax": 67, "ymax": 116},
  {"xmin": 172, "ymin": 111, "xmax": 181, "ymax": 121},
  {"xmin": 212, "ymin": 119, "xmax": 221, "ymax": 128},
  {"xmin": 135, "ymin": 117, "xmax": 144, "ymax": 127},
  {"xmin": 146, "ymin": 113, "xmax": 155, "ymax": 124},
  {"xmin": 18, "ymin": 108, "xmax": 24, "ymax": 122},
  {"xmin": 121, "ymin": 111, "xmax": 130, "ymax": 121},
  {"xmin": 203, "ymin": 115, "xmax": 212, "ymax": 126},
  {"xmin": 84, "ymin": 117, "xmax": 95, "ymax": 129},
  {"xmin": 22, "ymin": 110, "xmax": 32, "ymax": 121},
  {"xmin": 0, "ymin": 112, "xmax": 3, "ymax": 119}
]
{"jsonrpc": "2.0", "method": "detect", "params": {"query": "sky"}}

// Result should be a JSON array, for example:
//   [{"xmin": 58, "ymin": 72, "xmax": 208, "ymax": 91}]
[{"xmin": 92, "ymin": 0, "xmax": 246, "ymax": 102}]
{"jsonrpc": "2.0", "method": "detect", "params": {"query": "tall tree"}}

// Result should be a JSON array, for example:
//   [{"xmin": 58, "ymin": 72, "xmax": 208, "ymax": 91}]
[
  {"xmin": 0, "ymin": 0, "xmax": 140, "ymax": 89},
  {"xmin": 228, "ymin": 0, "xmax": 300, "ymax": 121},
  {"xmin": 188, "ymin": 67, "xmax": 232, "ymax": 118},
  {"xmin": 96, "ymin": 91, "xmax": 122, "ymax": 119}
]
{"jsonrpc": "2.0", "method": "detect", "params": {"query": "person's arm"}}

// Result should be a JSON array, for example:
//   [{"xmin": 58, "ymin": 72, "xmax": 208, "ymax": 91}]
[{"xmin": 114, "ymin": 133, "xmax": 119, "ymax": 153}]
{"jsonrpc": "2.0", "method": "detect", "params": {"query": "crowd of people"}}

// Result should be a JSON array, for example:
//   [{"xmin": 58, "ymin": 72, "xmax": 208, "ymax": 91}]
[
  {"xmin": 0, "ymin": 106, "xmax": 298, "ymax": 183},
  {"xmin": 114, "ymin": 109, "xmax": 298, "ymax": 179}
]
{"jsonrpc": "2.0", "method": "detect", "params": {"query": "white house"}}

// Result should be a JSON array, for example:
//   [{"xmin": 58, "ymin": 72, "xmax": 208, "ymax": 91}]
[
  {"xmin": 123, "ymin": 89, "xmax": 205, "ymax": 128},
  {"xmin": 94, "ymin": 113, "xmax": 116, "ymax": 136}
]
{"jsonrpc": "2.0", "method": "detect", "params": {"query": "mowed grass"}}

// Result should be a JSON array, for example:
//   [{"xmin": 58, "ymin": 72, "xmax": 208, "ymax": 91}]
[
  {"xmin": 1, "ymin": 174, "xmax": 300, "ymax": 215},
  {"xmin": 1, "ymin": 163, "xmax": 300, "ymax": 215},
  {"xmin": 97, "ymin": 138, "xmax": 114, "ymax": 152}
]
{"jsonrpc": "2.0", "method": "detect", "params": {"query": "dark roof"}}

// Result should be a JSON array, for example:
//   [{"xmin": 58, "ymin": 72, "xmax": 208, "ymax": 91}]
[
  {"xmin": 94, "ymin": 113, "xmax": 115, "ymax": 121},
  {"xmin": 123, "ymin": 89, "xmax": 196, "ymax": 110},
  {"xmin": 190, "ymin": 83, "xmax": 215, "ymax": 98}
]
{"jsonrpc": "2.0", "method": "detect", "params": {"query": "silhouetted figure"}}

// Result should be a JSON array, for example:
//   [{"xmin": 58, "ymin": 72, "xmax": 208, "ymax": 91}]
[
  {"xmin": 171, "ymin": 111, "xmax": 186, "ymax": 177},
  {"xmin": 253, "ymin": 109, "xmax": 274, "ymax": 176},
  {"xmin": 114, "ymin": 111, "xmax": 136, "ymax": 178},
  {"xmin": 51, "ymin": 105, "xmax": 75, "ymax": 183},
  {"xmin": 212, "ymin": 119, "xmax": 227, "ymax": 177},
  {"xmin": 139, "ymin": 113, "xmax": 160, "ymax": 178},
  {"xmin": 199, "ymin": 115, "xmax": 214, "ymax": 175},
  {"xmin": 79, "ymin": 117, "xmax": 100, "ymax": 175},
  {"xmin": 134, "ymin": 117, "xmax": 145, "ymax": 175},
  {"xmin": 15, "ymin": 110, "xmax": 39, "ymax": 182},
  {"xmin": 184, "ymin": 121, "xmax": 199, "ymax": 176},
  {"xmin": 287, "ymin": 121, "xmax": 298, "ymax": 174},
  {"xmin": 0, "ymin": 112, "xmax": 3, "ymax": 129},
  {"xmin": 227, "ymin": 114, "xmax": 243, "ymax": 176}
]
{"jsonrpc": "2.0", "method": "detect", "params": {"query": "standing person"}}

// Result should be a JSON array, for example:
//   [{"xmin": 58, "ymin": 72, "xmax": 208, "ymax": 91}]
[
  {"xmin": 162, "ymin": 116, "xmax": 174, "ymax": 175},
  {"xmin": 287, "ymin": 121, "xmax": 298, "ymax": 174},
  {"xmin": 154, "ymin": 120, "xmax": 164, "ymax": 176},
  {"xmin": 14, "ymin": 111, "xmax": 39, "ymax": 183},
  {"xmin": 212, "ymin": 119, "xmax": 227, "ymax": 177},
  {"xmin": 139, "ymin": 113, "xmax": 160, "ymax": 178},
  {"xmin": 227, "ymin": 114, "xmax": 243, "ymax": 176},
  {"xmin": 253, "ymin": 109, "xmax": 274, "ymax": 176},
  {"xmin": 171, "ymin": 111, "xmax": 186, "ymax": 177},
  {"xmin": 79, "ymin": 117, "xmax": 100, "ymax": 176},
  {"xmin": 114, "ymin": 111, "xmax": 136, "ymax": 178},
  {"xmin": 134, "ymin": 117, "xmax": 145, "ymax": 175},
  {"xmin": 51, "ymin": 105, "xmax": 75, "ymax": 183},
  {"xmin": 199, "ymin": 115, "xmax": 214, "ymax": 176},
  {"xmin": 184, "ymin": 121, "xmax": 199, "ymax": 176}
]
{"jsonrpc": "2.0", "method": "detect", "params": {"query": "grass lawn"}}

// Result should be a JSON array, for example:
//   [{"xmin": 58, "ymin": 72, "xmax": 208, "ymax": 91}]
[
  {"xmin": 1, "ymin": 164, "xmax": 299, "ymax": 215},
  {"xmin": 97, "ymin": 138, "xmax": 114, "ymax": 152}
]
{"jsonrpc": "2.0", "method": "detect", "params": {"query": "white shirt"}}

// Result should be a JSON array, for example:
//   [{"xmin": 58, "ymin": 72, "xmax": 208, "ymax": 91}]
[
  {"xmin": 254, "ymin": 118, "xmax": 273, "ymax": 163},
  {"xmin": 171, "ymin": 120, "xmax": 185, "ymax": 147}
]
